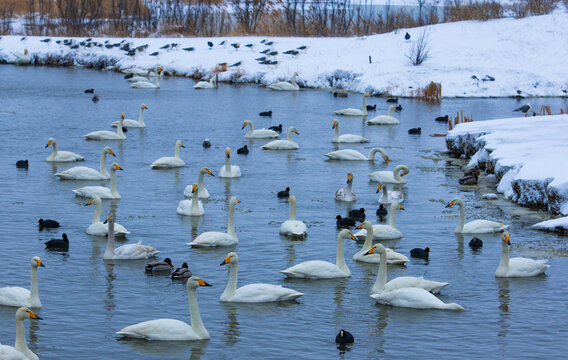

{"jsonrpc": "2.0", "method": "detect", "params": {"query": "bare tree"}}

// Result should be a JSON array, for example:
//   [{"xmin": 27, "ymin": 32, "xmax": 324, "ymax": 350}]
[{"xmin": 405, "ymin": 28, "xmax": 430, "ymax": 65}]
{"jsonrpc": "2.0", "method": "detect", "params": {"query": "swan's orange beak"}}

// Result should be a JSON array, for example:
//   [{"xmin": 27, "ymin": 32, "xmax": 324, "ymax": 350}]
[
  {"xmin": 236, "ymin": 198, "xmax": 241, "ymax": 203},
  {"xmin": 350, "ymin": 233, "xmax": 357, "ymax": 241},
  {"xmin": 294, "ymin": 129, "xmax": 299, "ymax": 135},
  {"xmin": 207, "ymin": 169, "xmax": 214, "ymax": 176},
  {"xmin": 385, "ymin": 157, "xmax": 390, "ymax": 163},
  {"xmin": 109, "ymin": 149, "xmax": 116, "ymax": 157},
  {"xmin": 36, "ymin": 259, "xmax": 45, "ymax": 267},
  {"xmin": 332, "ymin": 120, "xmax": 337, "ymax": 129},
  {"xmin": 25, "ymin": 49, "xmax": 28, "ymax": 55},
  {"xmin": 85, "ymin": 199, "xmax": 93, "ymax": 206},
  {"xmin": 504, "ymin": 233, "xmax": 511, "ymax": 245},
  {"xmin": 45, "ymin": 140, "xmax": 51, "ymax": 148},
  {"xmin": 143, "ymin": 104, "xmax": 148, "ymax": 109},
  {"xmin": 220, "ymin": 256, "xmax": 231, "ymax": 266},
  {"xmin": 401, "ymin": 172, "xmax": 406, "ymax": 177},
  {"xmin": 357, "ymin": 223, "xmax": 364, "ymax": 229},
  {"xmin": 226, "ymin": 149, "xmax": 230, "ymax": 158},
  {"xmin": 399, "ymin": 204, "xmax": 405, "ymax": 210},
  {"xmin": 445, "ymin": 200, "xmax": 454, "ymax": 208},
  {"xmin": 28, "ymin": 310, "xmax": 42, "ymax": 320},
  {"xmin": 197, "ymin": 279, "xmax": 212, "ymax": 286},
  {"xmin": 364, "ymin": 248, "xmax": 375, "ymax": 255},
  {"xmin": 114, "ymin": 164, "xmax": 123, "ymax": 171},
  {"xmin": 347, "ymin": 174, "xmax": 353, "ymax": 184},
  {"xmin": 192, "ymin": 184, "xmax": 197, "ymax": 193},
  {"xmin": 241, "ymin": 122, "xmax": 246, "ymax": 129},
  {"xmin": 376, "ymin": 185, "xmax": 382, "ymax": 193},
  {"xmin": 180, "ymin": 142, "xmax": 185, "ymax": 148}
]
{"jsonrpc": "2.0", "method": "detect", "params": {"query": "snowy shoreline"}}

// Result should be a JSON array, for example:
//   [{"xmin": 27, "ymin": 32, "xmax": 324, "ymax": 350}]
[{"xmin": 1, "ymin": 11, "xmax": 568, "ymax": 97}]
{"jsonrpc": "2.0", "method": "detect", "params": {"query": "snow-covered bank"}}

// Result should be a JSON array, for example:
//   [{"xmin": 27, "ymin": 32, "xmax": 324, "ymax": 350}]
[
  {"xmin": 446, "ymin": 114, "xmax": 568, "ymax": 217},
  {"xmin": 1, "ymin": 11, "xmax": 568, "ymax": 97}
]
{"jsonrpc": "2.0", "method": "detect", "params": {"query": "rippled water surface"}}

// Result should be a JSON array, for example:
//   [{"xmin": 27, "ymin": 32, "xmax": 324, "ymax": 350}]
[{"xmin": 0, "ymin": 66, "xmax": 567, "ymax": 359}]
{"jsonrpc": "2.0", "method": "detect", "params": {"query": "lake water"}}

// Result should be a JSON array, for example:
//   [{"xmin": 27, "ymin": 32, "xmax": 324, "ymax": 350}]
[{"xmin": 0, "ymin": 65, "xmax": 566, "ymax": 359}]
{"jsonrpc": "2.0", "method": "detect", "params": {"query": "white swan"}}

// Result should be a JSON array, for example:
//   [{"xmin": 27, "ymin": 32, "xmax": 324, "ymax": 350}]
[
  {"xmin": 72, "ymin": 162, "xmax": 123, "ymax": 199},
  {"xmin": 117, "ymin": 276, "xmax": 211, "ymax": 340},
  {"xmin": 85, "ymin": 195, "xmax": 129, "ymax": 237},
  {"xmin": 376, "ymin": 183, "xmax": 404, "ymax": 204},
  {"xmin": 112, "ymin": 104, "xmax": 147, "ymax": 128},
  {"xmin": 177, "ymin": 183, "xmax": 205, "ymax": 216},
  {"xmin": 279, "ymin": 195, "xmax": 307, "ymax": 238},
  {"xmin": 371, "ymin": 286, "xmax": 465, "ymax": 311},
  {"xmin": 367, "ymin": 105, "xmax": 400, "ymax": 125},
  {"xmin": 131, "ymin": 74, "xmax": 160, "ymax": 89},
  {"xmin": 268, "ymin": 72, "xmax": 299, "ymax": 91},
  {"xmin": 495, "ymin": 232, "xmax": 549, "ymax": 277},
  {"xmin": 123, "ymin": 67, "xmax": 149, "ymax": 76},
  {"xmin": 220, "ymin": 252, "xmax": 303, "ymax": 302},
  {"xmin": 55, "ymin": 146, "xmax": 116, "ymax": 180},
  {"xmin": 335, "ymin": 172, "xmax": 356, "ymax": 202},
  {"xmin": 219, "ymin": 147, "xmax": 241, "ymax": 178},
  {"xmin": 331, "ymin": 119, "xmax": 368, "ymax": 143},
  {"xmin": 0, "ymin": 307, "xmax": 42, "ymax": 360},
  {"xmin": 0, "ymin": 257, "xmax": 44, "ymax": 308},
  {"xmin": 262, "ymin": 126, "xmax": 300, "ymax": 150},
  {"xmin": 280, "ymin": 229, "xmax": 356, "ymax": 279},
  {"xmin": 188, "ymin": 197, "xmax": 240, "ymax": 246},
  {"xmin": 242, "ymin": 120, "xmax": 278, "ymax": 139},
  {"xmin": 13, "ymin": 49, "xmax": 31, "ymax": 65},
  {"xmin": 325, "ymin": 147, "xmax": 389, "ymax": 161},
  {"xmin": 45, "ymin": 137, "xmax": 84, "ymax": 162},
  {"xmin": 354, "ymin": 202, "xmax": 404, "ymax": 240},
  {"xmin": 103, "ymin": 215, "xmax": 158, "ymax": 260},
  {"xmin": 184, "ymin": 166, "xmax": 214, "ymax": 199},
  {"xmin": 194, "ymin": 77, "xmax": 217, "ymax": 89},
  {"xmin": 365, "ymin": 243, "xmax": 448, "ymax": 294},
  {"xmin": 353, "ymin": 221, "xmax": 408, "ymax": 265},
  {"xmin": 85, "ymin": 113, "xmax": 126, "ymax": 140},
  {"xmin": 446, "ymin": 197, "xmax": 509, "ymax": 234},
  {"xmin": 368, "ymin": 165, "xmax": 409, "ymax": 184},
  {"xmin": 334, "ymin": 93, "xmax": 370, "ymax": 116},
  {"xmin": 151, "ymin": 140, "xmax": 186, "ymax": 168}
]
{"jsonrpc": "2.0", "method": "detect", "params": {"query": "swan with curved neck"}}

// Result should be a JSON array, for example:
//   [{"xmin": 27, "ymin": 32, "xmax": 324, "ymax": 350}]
[
  {"xmin": 151, "ymin": 140, "xmax": 186, "ymax": 168},
  {"xmin": 331, "ymin": 119, "xmax": 368, "ymax": 143},
  {"xmin": 177, "ymin": 183, "xmax": 205, "ymax": 216},
  {"xmin": 104, "ymin": 214, "xmax": 159, "ymax": 260},
  {"xmin": 325, "ymin": 147, "xmax": 390, "ymax": 161},
  {"xmin": 131, "ymin": 74, "xmax": 160, "ymax": 89},
  {"xmin": 280, "ymin": 229, "xmax": 356, "ymax": 279},
  {"xmin": 242, "ymin": 120, "xmax": 279, "ymax": 139},
  {"xmin": 188, "ymin": 197, "xmax": 240, "ymax": 246},
  {"xmin": 353, "ymin": 221, "xmax": 408, "ymax": 265},
  {"xmin": 268, "ymin": 72, "xmax": 299, "ymax": 91},
  {"xmin": 45, "ymin": 137, "xmax": 84, "ymax": 162},
  {"xmin": 353, "ymin": 202, "xmax": 404, "ymax": 240},
  {"xmin": 13, "ymin": 49, "xmax": 31, "ymax": 65},
  {"xmin": 117, "ymin": 276, "xmax": 211, "ymax": 340},
  {"xmin": 367, "ymin": 105, "xmax": 400, "ymax": 125},
  {"xmin": 219, "ymin": 147, "xmax": 241, "ymax": 178},
  {"xmin": 279, "ymin": 195, "xmax": 307, "ymax": 238},
  {"xmin": 365, "ymin": 243, "xmax": 448, "ymax": 294},
  {"xmin": 0, "ymin": 257, "xmax": 44, "ymax": 308},
  {"xmin": 334, "ymin": 93, "xmax": 370, "ymax": 116},
  {"xmin": 85, "ymin": 113, "xmax": 126, "ymax": 140},
  {"xmin": 335, "ymin": 172, "xmax": 356, "ymax": 202},
  {"xmin": 368, "ymin": 164, "xmax": 409, "ymax": 184},
  {"xmin": 55, "ymin": 146, "xmax": 116, "ymax": 180},
  {"xmin": 0, "ymin": 307, "xmax": 41, "ymax": 360},
  {"xmin": 446, "ymin": 197, "xmax": 509, "ymax": 234},
  {"xmin": 184, "ymin": 166, "xmax": 214, "ymax": 198},
  {"xmin": 220, "ymin": 252, "xmax": 303, "ymax": 302},
  {"xmin": 194, "ymin": 77, "xmax": 217, "ymax": 89},
  {"xmin": 495, "ymin": 231, "xmax": 549, "ymax": 277},
  {"xmin": 113, "ymin": 104, "xmax": 147, "ymax": 128},
  {"xmin": 261, "ymin": 126, "xmax": 300, "ymax": 150},
  {"xmin": 72, "ymin": 162, "xmax": 123, "ymax": 199},
  {"xmin": 376, "ymin": 183, "xmax": 404, "ymax": 204},
  {"xmin": 85, "ymin": 195, "xmax": 129, "ymax": 237}
]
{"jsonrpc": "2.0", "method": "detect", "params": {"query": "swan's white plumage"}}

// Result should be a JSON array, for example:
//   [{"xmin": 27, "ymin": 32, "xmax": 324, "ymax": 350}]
[
  {"xmin": 55, "ymin": 146, "xmax": 115, "ymax": 180},
  {"xmin": 352, "ymin": 221, "xmax": 408, "ymax": 265},
  {"xmin": 325, "ymin": 147, "xmax": 389, "ymax": 161},
  {"xmin": 279, "ymin": 195, "xmax": 307, "ymax": 238},
  {"xmin": 331, "ymin": 119, "xmax": 368, "ymax": 143},
  {"xmin": 188, "ymin": 197, "xmax": 240, "ymax": 246},
  {"xmin": 0, "ymin": 343, "xmax": 28, "ymax": 360},
  {"xmin": 377, "ymin": 183, "xmax": 404, "ymax": 204},
  {"xmin": 194, "ymin": 77, "xmax": 216, "ymax": 89},
  {"xmin": 354, "ymin": 202, "xmax": 404, "ymax": 240},
  {"xmin": 72, "ymin": 162, "xmax": 122, "ymax": 199},
  {"xmin": 177, "ymin": 183, "xmax": 204, "ymax": 216},
  {"xmin": 104, "ymin": 215, "xmax": 158, "ymax": 260},
  {"xmin": 131, "ymin": 74, "xmax": 160, "ymax": 89},
  {"xmin": 335, "ymin": 172, "xmax": 356, "ymax": 202},
  {"xmin": 45, "ymin": 137, "xmax": 84, "ymax": 162},
  {"xmin": 112, "ymin": 104, "xmax": 147, "ymax": 128},
  {"xmin": 184, "ymin": 166, "xmax": 213, "ymax": 199},
  {"xmin": 334, "ymin": 93, "xmax": 369, "ymax": 116},
  {"xmin": 495, "ymin": 232, "xmax": 549, "ymax": 277},
  {"xmin": 367, "ymin": 105, "xmax": 400, "ymax": 125},
  {"xmin": 0, "ymin": 307, "xmax": 41, "ymax": 360},
  {"xmin": 218, "ymin": 147, "xmax": 241, "ymax": 178},
  {"xmin": 371, "ymin": 287, "xmax": 465, "ymax": 310},
  {"xmin": 447, "ymin": 197, "xmax": 509, "ymax": 234},
  {"xmin": 151, "ymin": 140, "xmax": 186, "ymax": 168},
  {"xmin": 13, "ymin": 49, "xmax": 31, "ymax": 65},
  {"xmin": 268, "ymin": 72, "xmax": 299, "ymax": 91},
  {"xmin": 368, "ymin": 165, "xmax": 410, "ymax": 184},
  {"xmin": 0, "ymin": 257, "xmax": 43, "ymax": 308},
  {"xmin": 242, "ymin": 120, "xmax": 278, "ymax": 138},
  {"xmin": 85, "ymin": 195, "xmax": 129, "ymax": 237},
  {"xmin": 85, "ymin": 113, "xmax": 126, "ymax": 140},
  {"xmin": 262, "ymin": 126, "xmax": 300, "ymax": 150}
]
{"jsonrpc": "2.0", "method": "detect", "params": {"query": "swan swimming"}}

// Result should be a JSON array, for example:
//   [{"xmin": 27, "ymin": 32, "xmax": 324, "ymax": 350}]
[
  {"xmin": 325, "ymin": 147, "xmax": 389, "ymax": 161},
  {"xmin": 45, "ymin": 137, "xmax": 84, "ymax": 162},
  {"xmin": 279, "ymin": 195, "xmax": 307, "ymax": 239},
  {"xmin": 367, "ymin": 105, "xmax": 400, "ymax": 125},
  {"xmin": 85, "ymin": 195, "xmax": 129, "ymax": 237},
  {"xmin": 72, "ymin": 162, "xmax": 123, "ymax": 199},
  {"xmin": 112, "ymin": 104, "xmax": 147, "ymax": 128},
  {"xmin": 117, "ymin": 276, "xmax": 211, "ymax": 340},
  {"xmin": 131, "ymin": 73, "xmax": 160, "ymax": 89},
  {"xmin": 334, "ymin": 93, "xmax": 370, "ymax": 116},
  {"xmin": 280, "ymin": 229, "xmax": 356, "ymax": 279},
  {"xmin": 495, "ymin": 232, "xmax": 549, "ymax": 277},
  {"xmin": 55, "ymin": 146, "xmax": 116, "ymax": 180},
  {"xmin": 353, "ymin": 221, "xmax": 408, "ymax": 265},
  {"xmin": 335, "ymin": 172, "xmax": 356, "ymax": 202},
  {"xmin": 194, "ymin": 77, "xmax": 217, "ymax": 89},
  {"xmin": 331, "ymin": 119, "xmax": 368, "ymax": 143},
  {"xmin": 177, "ymin": 183, "xmax": 205, "ymax": 216},
  {"xmin": 242, "ymin": 120, "xmax": 279, "ymax": 139},
  {"xmin": 219, "ymin": 148, "xmax": 241, "ymax": 178},
  {"xmin": 0, "ymin": 307, "xmax": 42, "ymax": 360},
  {"xmin": 103, "ymin": 214, "xmax": 159, "ymax": 260},
  {"xmin": 354, "ymin": 202, "xmax": 404, "ymax": 240},
  {"xmin": 376, "ymin": 183, "xmax": 404, "ymax": 204},
  {"xmin": 151, "ymin": 140, "xmax": 186, "ymax": 168},
  {"xmin": 446, "ymin": 197, "xmax": 509, "ymax": 234},
  {"xmin": 188, "ymin": 197, "xmax": 240, "ymax": 246},
  {"xmin": 262, "ymin": 126, "xmax": 300, "ymax": 150},
  {"xmin": 220, "ymin": 252, "xmax": 303, "ymax": 302},
  {"xmin": 268, "ymin": 72, "xmax": 299, "ymax": 91},
  {"xmin": 0, "ymin": 257, "xmax": 44, "ymax": 308},
  {"xmin": 368, "ymin": 165, "xmax": 409, "ymax": 184},
  {"xmin": 184, "ymin": 166, "xmax": 214, "ymax": 199},
  {"xmin": 85, "ymin": 113, "xmax": 126, "ymax": 140}
]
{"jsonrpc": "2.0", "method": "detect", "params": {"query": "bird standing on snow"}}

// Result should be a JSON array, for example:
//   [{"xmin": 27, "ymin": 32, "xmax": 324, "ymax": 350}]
[
  {"xmin": 514, "ymin": 103, "xmax": 532, "ymax": 116},
  {"xmin": 405, "ymin": 32, "xmax": 410, "ymax": 41}
]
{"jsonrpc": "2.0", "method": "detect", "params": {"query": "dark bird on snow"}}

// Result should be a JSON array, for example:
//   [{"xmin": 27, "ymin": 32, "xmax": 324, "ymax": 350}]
[
  {"xmin": 366, "ymin": 104, "xmax": 376, "ymax": 111},
  {"xmin": 38, "ymin": 218, "xmax": 60, "ymax": 230},
  {"xmin": 231, "ymin": 43, "xmax": 240, "ymax": 49},
  {"xmin": 268, "ymin": 51, "xmax": 278, "ymax": 56},
  {"xmin": 45, "ymin": 233, "xmax": 69, "ymax": 250},
  {"xmin": 336, "ymin": 215, "xmax": 355, "ymax": 229},
  {"xmin": 16, "ymin": 160, "xmax": 29, "ymax": 169},
  {"xmin": 336, "ymin": 329, "xmax": 354, "ymax": 344},
  {"xmin": 283, "ymin": 49, "xmax": 299, "ymax": 55},
  {"xmin": 20, "ymin": 36, "xmax": 26, "ymax": 41},
  {"xmin": 277, "ymin": 187, "xmax": 290, "ymax": 198},
  {"xmin": 297, "ymin": 45, "xmax": 307, "ymax": 50},
  {"xmin": 410, "ymin": 247, "xmax": 430, "ymax": 259},
  {"xmin": 386, "ymin": 97, "xmax": 398, "ymax": 103},
  {"xmin": 182, "ymin": 47, "xmax": 195, "ymax": 52},
  {"xmin": 160, "ymin": 44, "xmax": 170, "ymax": 49},
  {"xmin": 120, "ymin": 44, "xmax": 130, "ymax": 51},
  {"xmin": 469, "ymin": 237, "xmax": 483, "ymax": 249},
  {"xmin": 230, "ymin": 61, "xmax": 242, "ymax": 67},
  {"xmin": 145, "ymin": 258, "xmax": 174, "ymax": 272},
  {"xmin": 207, "ymin": 41, "xmax": 214, "ymax": 48},
  {"xmin": 435, "ymin": 115, "xmax": 449, "ymax": 122},
  {"xmin": 219, "ymin": 40, "xmax": 226, "ymax": 46},
  {"xmin": 260, "ymin": 49, "xmax": 270, "ymax": 54},
  {"xmin": 244, "ymin": 43, "xmax": 253, "ymax": 48},
  {"xmin": 348, "ymin": 208, "xmax": 365, "ymax": 221},
  {"xmin": 149, "ymin": 51, "xmax": 159, "ymax": 56},
  {"xmin": 514, "ymin": 103, "xmax": 531, "ymax": 114},
  {"xmin": 92, "ymin": 94, "xmax": 99, "ymax": 103},
  {"xmin": 70, "ymin": 44, "xmax": 79, "ymax": 49},
  {"xmin": 126, "ymin": 49, "xmax": 136, "ymax": 56},
  {"xmin": 260, "ymin": 60, "xmax": 272, "ymax": 65},
  {"xmin": 56, "ymin": 40, "xmax": 61, "ymax": 44},
  {"xmin": 268, "ymin": 124, "xmax": 282, "ymax": 133},
  {"xmin": 40, "ymin": 38, "xmax": 50, "ymax": 43},
  {"xmin": 255, "ymin": 56, "xmax": 266, "ymax": 61},
  {"xmin": 265, "ymin": 41, "xmax": 274, "ymax": 46},
  {"xmin": 405, "ymin": 32, "xmax": 411, "ymax": 41},
  {"xmin": 84, "ymin": 88, "xmax": 94, "ymax": 93},
  {"xmin": 259, "ymin": 110, "xmax": 272, "ymax": 117},
  {"xmin": 459, "ymin": 175, "xmax": 478, "ymax": 185},
  {"xmin": 268, "ymin": 60, "xmax": 278, "ymax": 65},
  {"xmin": 376, "ymin": 204, "xmax": 388, "ymax": 218},
  {"xmin": 172, "ymin": 263, "xmax": 192, "ymax": 279},
  {"xmin": 237, "ymin": 145, "xmax": 249, "ymax": 155},
  {"xmin": 408, "ymin": 127, "xmax": 421, "ymax": 135},
  {"xmin": 202, "ymin": 139, "xmax": 211, "ymax": 148},
  {"xmin": 260, "ymin": 39, "xmax": 267, "ymax": 44}
]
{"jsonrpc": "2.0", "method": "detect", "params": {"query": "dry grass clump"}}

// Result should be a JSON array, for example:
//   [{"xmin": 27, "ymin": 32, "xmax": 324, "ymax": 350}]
[
  {"xmin": 509, "ymin": 0, "xmax": 559, "ymax": 17},
  {"xmin": 443, "ymin": 0, "xmax": 503, "ymax": 21},
  {"xmin": 411, "ymin": 82, "xmax": 441, "ymax": 101},
  {"xmin": 448, "ymin": 110, "xmax": 474, "ymax": 131}
]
